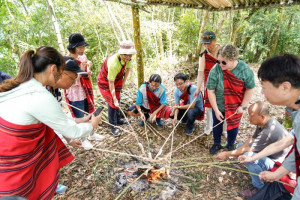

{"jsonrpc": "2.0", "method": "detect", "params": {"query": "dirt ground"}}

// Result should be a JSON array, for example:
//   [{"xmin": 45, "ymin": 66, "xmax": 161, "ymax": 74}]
[{"xmin": 53, "ymin": 63, "xmax": 288, "ymax": 200}]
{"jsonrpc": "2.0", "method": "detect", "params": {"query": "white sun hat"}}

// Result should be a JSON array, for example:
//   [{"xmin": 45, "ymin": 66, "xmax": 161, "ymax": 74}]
[{"xmin": 117, "ymin": 40, "xmax": 137, "ymax": 55}]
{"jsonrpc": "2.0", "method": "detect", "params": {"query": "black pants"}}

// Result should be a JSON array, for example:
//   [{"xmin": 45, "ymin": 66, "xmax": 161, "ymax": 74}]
[
  {"xmin": 248, "ymin": 182, "xmax": 292, "ymax": 200},
  {"xmin": 108, "ymin": 104, "xmax": 121, "ymax": 126},
  {"xmin": 170, "ymin": 107, "xmax": 202, "ymax": 131}
]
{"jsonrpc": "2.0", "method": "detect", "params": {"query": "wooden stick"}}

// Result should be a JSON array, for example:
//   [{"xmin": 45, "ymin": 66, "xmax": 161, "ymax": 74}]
[
  {"xmin": 170, "ymin": 111, "xmax": 238, "ymax": 155},
  {"xmin": 209, "ymin": 164, "xmax": 296, "ymax": 189},
  {"xmin": 154, "ymin": 98, "xmax": 197, "ymax": 160}
]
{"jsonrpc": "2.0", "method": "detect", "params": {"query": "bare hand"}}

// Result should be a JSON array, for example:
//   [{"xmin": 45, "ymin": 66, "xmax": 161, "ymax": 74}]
[
  {"xmin": 80, "ymin": 61, "xmax": 87, "ymax": 70},
  {"xmin": 113, "ymin": 98, "xmax": 119, "ymax": 108},
  {"xmin": 82, "ymin": 114, "xmax": 92, "ymax": 123},
  {"xmin": 91, "ymin": 113, "xmax": 102, "ymax": 129},
  {"xmin": 172, "ymin": 118, "xmax": 177, "ymax": 126},
  {"xmin": 140, "ymin": 113, "xmax": 146, "ymax": 121},
  {"xmin": 150, "ymin": 113, "xmax": 156, "ymax": 123},
  {"xmin": 194, "ymin": 89, "xmax": 200, "ymax": 98},
  {"xmin": 259, "ymin": 171, "xmax": 280, "ymax": 182},
  {"xmin": 88, "ymin": 70, "xmax": 92, "ymax": 78},
  {"xmin": 238, "ymin": 155, "xmax": 255, "ymax": 163},
  {"xmin": 215, "ymin": 152, "xmax": 228, "ymax": 160},
  {"xmin": 236, "ymin": 106, "xmax": 244, "ymax": 114},
  {"xmin": 69, "ymin": 139, "xmax": 82, "ymax": 148},
  {"xmin": 215, "ymin": 110, "xmax": 224, "ymax": 122}
]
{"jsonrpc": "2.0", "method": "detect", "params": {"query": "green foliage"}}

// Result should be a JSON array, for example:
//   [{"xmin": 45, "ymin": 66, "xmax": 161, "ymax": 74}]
[
  {"xmin": 174, "ymin": 10, "xmax": 200, "ymax": 55},
  {"xmin": 0, "ymin": 0, "xmax": 299, "ymax": 80}
]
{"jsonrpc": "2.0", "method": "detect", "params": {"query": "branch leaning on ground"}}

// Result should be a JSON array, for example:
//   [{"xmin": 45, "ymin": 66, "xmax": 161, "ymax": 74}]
[
  {"xmin": 154, "ymin": 97, "xmax": 197, "ymax": 160},
  {"xmin": 63, "ymin": 101, "xmax": 147, "ymax": 157},
  {"xmin": 167, "ymin": 111, "xmax": 238, "ymax": 157}
]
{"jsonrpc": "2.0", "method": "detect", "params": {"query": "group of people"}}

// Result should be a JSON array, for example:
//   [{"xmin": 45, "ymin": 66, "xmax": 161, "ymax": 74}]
[{"xmin": 0, "ymin": 29, "xmax": 299, "ymax": 200}]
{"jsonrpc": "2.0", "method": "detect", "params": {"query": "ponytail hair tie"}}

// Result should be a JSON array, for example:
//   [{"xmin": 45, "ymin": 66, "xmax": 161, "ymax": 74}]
[{"xmin": 33, "ymin": 49, "xmax": 36, "ymax": 55}]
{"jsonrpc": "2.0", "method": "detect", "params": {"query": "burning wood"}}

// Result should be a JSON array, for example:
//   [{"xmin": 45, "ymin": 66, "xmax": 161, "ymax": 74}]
[{"xmin": 137, "ymin": 165, "xmax": 167, "ymax": 182}]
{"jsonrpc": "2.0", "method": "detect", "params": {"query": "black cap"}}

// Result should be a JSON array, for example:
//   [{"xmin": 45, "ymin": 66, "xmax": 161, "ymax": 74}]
[
  {"xmin": 64, "ymin": 56, "xmax": 88, "ymax": 76},
  {"xmin": 67, "ymin": 33, "xmax": 89, "ymax": 49},
  {"xmin": 202, "ymin": 31, "xmax": 216, "ymax": 44}
]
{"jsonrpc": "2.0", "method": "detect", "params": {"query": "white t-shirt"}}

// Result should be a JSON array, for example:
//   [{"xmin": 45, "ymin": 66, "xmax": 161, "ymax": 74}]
[{"xmin": 0, "ymin": 78, "xmax": 92, "ymax": 138}]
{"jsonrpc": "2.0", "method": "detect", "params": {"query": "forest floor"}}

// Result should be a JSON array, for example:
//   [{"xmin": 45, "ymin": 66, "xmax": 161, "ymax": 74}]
[{"xmin": 53, "ymin": 62, "xmax": 288, "ymax": 200}]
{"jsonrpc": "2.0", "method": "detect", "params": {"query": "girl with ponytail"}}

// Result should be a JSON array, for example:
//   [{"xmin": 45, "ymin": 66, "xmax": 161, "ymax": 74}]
[{"xmin": 0, "ymin": 46, "xmax": 102, "ymax": 199}]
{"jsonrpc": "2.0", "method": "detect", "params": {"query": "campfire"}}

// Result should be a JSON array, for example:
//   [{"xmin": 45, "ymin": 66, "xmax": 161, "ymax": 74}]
[
  {"xmin": 115, "ymin": 160, "xmax": 176, "ymax": 195},
  {"xmin": 138, "ymin": 165, "xmax": 167, "ymax": 182}
]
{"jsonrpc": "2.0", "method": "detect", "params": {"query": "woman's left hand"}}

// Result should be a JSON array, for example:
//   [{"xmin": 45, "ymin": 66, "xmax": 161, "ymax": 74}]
[
  {"xmin": 236, "ymin": 106, "xmax": 244, "ymax": 114},
  {"xmin": 150, "ymin": 113, "xmax": 157, "ymax": 123}
]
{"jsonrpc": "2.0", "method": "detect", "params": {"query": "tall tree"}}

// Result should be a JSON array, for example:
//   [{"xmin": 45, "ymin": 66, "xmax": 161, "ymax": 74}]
[
  {"xmin": 132, "ymin": 4, "xmax": 144, "ymax": 87},
  {"xmin": 195, "ymin": 10, "xmax": 209, "ymax": 59},
  {"xmin": 46, "ymin": 0, "xmax": 65, "ymax": 55}
]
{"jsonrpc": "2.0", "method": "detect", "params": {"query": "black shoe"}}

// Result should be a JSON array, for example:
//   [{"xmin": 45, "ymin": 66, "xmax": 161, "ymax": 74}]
[
  {"xmin": 117, "ymin": 118, "xmax": 128, "ymax": 125},
  {"xmin": 226, "ymin": 144, "xmax": 235, "ymax": 151},
  {"xmin": 111, "ymin": 127, "xmax": 121, "ymax": 137},
  {"xmin": 209, "ymin": 144, "xmax": 222, "ymax": 155}
]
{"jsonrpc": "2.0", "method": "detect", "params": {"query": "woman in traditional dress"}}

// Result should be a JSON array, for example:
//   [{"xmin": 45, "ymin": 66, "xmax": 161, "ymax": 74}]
[
  {"xmin": 128, "ymin": 74, "xmax": 171, "ymax": 126},
  {"xmin": 207, "ymin": 44, "xmax": 255, "ymax": 154},
  {"xmin": 0, "ymin": 46, "xmax": 102, "ymax": 199},
  {"xmin": 97, "ymin": 40, "xmax": 136, "ymax": 136}
]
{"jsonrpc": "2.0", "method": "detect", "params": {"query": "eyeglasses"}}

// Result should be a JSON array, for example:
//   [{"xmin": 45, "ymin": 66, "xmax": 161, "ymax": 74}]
[
  {"xmin": 202, "ymin": 35, "xmax": 215, "ymax": 40},
  {"xmin": 64, "ymin": 72, "xmax": 77, "ymax": 82},
  {"xmin": 217, "ymin": 60, "xmax": 227, "ymax": 65}
]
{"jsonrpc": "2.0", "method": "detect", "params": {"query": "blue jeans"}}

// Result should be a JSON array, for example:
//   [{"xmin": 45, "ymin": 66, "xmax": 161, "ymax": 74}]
[
  {"xmin": 243, "ymin": 151, "xmax": 275, "ymax": 189},
  {"xmin": 69, "ymin": 99, "xmax": 88, "ymax": 118},
  {"xmin": 212, "ymin": 110, "xmax": 238, "ymax": 145}
]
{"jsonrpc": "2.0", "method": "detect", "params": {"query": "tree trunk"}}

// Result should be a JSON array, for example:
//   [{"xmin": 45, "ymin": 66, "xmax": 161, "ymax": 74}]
[
  {"xmin": 46, "ymin": 0, "xmax": 65, "ymax": 55},
  {"xmin": 230, "ymin": 10, "xmax": 241, "ymax": 46},
  {"xmin": 215, "ymin": 11, "xmax": 228, "ymax": 36},
  {"xmin": 4, "ymin": 0, "xmax": 21, "ymax": 57},
  {"xmin": 195, "ymin": 10, "xmax": 209, "ymax": 59},
  {"xmin": 267, "ymin": 26, "xmax": 280, "ymax": 58},
  {"xmin": 157, "ymin": 10, "xmax": 164, "ymax": 57},
  {"xmin": 168, "ymin": 8, "xmax": 175, "ymax": 58},
  {"xmin": 131, "ymin": 5, "xmax": 144, "ymax": 87}
]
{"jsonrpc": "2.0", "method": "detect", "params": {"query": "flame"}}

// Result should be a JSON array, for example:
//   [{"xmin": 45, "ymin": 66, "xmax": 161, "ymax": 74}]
[{"xmin": 146, "ymin": 170, "xmax": 166, "ymax": 182}]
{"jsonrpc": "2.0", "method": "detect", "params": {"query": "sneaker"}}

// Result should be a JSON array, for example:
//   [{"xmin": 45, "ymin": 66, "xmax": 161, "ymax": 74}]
[
  {"xmin": 56, "ymin": 184, "xmax": 67, "ymax": 194},
  {"xmin": 185, "ymin": 128, "xmax": 194, "ymax": 135},
  {"xmin": 209, "ymin": 143, "xmax": 222, "ymax": 155},
  {"xmin": 81, "ymin": 139, "xmax": 93, "ymax": 150},
  {"xmin": 111, "ymin": 127, "xmax": 121, "ymax": 137},
  {"xmin": 118, "ymin": 118, "xmax": 128, "ymax": 125},
  {"xmin": 239, "ymin": 187, "xmax": 258, "ymax": 198},
  {"xmin": 156, "ymin": 118, "xmax": 163, "ymax": 126},
  {"xmin": 226, "ymin": 144, "xmax": 235, "ymax": 151},
  {"xmin": 88, "ymin": 133, "xmax": 105, "ymax": 141}
]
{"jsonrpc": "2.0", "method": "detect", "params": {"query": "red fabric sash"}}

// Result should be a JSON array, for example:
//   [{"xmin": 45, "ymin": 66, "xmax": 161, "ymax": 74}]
[
  {"xmin": 0, "ymin": 117, "xmax": 74, "ymax": 199},
  {"xmin": 97, "ymin": 55, "xmax": 126, "ymax": 109},
  {"xmin": 65, "ymin": 59, "xmax": 95, "ymax": 118},
  {"xmin": 179, "ymin": 83, "xmax": 205, "ymax": 121},
  {"xmin": 223, "ymin": 70, "xmax": 245, "ymax": 131},
  {"xmin": 203, "ymin": 51, "xmax": 217, "ymax": 108},
  {"xmin": 145, "ymin": 83, "xmax": 171, "ymax": 119}
]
